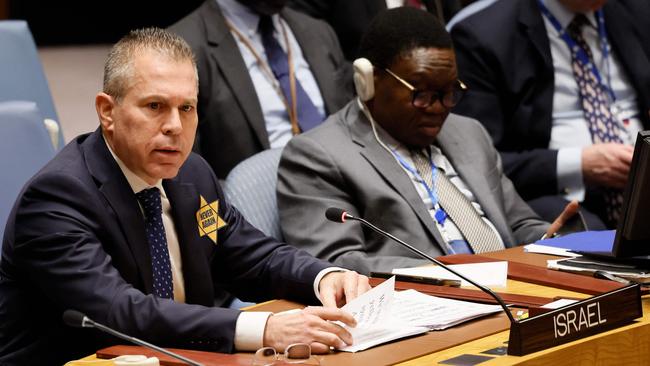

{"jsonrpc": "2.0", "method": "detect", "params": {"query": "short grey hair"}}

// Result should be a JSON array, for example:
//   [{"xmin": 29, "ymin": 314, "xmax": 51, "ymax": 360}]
[{"xmin": 103, "ymin": 27, "xmax": 197, "ymax": 102}]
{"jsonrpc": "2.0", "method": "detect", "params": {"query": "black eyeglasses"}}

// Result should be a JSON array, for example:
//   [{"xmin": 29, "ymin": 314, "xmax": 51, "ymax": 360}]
[{"xmin": 384, "ymin": 68, "xmax": 467, "ymax": 109}]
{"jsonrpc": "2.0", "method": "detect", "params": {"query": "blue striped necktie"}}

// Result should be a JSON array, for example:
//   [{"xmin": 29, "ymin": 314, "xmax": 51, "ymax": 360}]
[{"xmin": 136, "ymin": 187, "xmax": 174, "ymax": 299}]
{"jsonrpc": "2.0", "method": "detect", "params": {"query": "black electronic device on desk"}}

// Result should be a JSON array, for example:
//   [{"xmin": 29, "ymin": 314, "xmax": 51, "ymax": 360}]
[
  {"xmin": 544, "ymin": 131, "xmax": 650, "ymax": 280},
  {"xmin": 572, "ymin": 131, "xmax": 650, "ymax": 261}
]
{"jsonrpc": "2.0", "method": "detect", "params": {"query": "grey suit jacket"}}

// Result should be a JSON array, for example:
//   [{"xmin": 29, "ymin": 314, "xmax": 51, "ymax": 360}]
[
  {"xmin": 277, "ymin": 101, "xmax": 549, "ymax": 274},
  {"xmin": 169, "ymin": 1, "xmax": 353, "ymax": 179}
]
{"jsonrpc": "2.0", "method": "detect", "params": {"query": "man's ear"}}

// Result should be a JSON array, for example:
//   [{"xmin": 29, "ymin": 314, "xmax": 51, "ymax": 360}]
[{"xmin": 96, "ymin": 92, "xmax": 116, "ymax": 134}]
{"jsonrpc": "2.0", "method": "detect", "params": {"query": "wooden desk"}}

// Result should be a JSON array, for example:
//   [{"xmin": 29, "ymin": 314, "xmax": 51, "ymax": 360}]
[
  {"xmin": 92, "ymin": 248, "xmax": 649, "ymax": 365},
  {"xmin": 402, "ymin": 295, "xmax": 650, "ymax": 365},
  {"xmin": 400, "ymin": 247, "xmax": 650, "ymax": 365}
]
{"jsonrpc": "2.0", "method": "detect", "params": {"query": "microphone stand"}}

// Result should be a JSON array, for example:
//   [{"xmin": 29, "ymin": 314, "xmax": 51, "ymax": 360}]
[{"xmin": 64, "ymin": 310, "xmax": 203, "ymax": 366}]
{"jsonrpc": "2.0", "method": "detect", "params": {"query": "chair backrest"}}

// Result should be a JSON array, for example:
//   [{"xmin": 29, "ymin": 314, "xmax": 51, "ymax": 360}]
[
  {"xmin": 446, "ymin": 0, "xmax": 500, "ymax": 32},
  {"xmin": 223, "ymin": 148, "xmax": 284, "ymax": 241},
  {"xmin": 0, "ymin": 101, "xmax": 56, "ymax": 241},
  {"xmin": 0, "ymin": 20, "xmax": 64, "ymax": 149}
]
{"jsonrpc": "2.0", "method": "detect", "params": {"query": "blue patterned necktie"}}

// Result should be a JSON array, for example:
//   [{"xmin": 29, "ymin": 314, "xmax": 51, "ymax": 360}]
[
  {"xmin": 567, "ymin": 15, "xmax": 624, "ymax": 225},
  {"xmin": 259, "ymin": 15, "xmax": 324, "ymax": 132},
  {"xmin": 136, "ymin": 187, "xmax": 174, "ymax": 299}
]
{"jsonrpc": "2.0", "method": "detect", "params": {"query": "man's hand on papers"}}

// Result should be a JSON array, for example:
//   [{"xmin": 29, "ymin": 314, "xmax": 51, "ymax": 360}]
[
  {"xmin": 319, "ymin": 271, "xmax": 371, "ymax": 308},
  {"xmin": 263, "ymin": 307, "xmax": 357, "ymax": 353}
]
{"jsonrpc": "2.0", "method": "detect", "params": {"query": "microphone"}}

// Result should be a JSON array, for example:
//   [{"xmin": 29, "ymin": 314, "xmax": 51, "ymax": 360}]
[
  {"xmin": 325, "ymin": 207, "xmax": 516, "ymax": 323},
  {"xmin": 62, "ymin": 310, "xmax": 204, "ymax": 366}
]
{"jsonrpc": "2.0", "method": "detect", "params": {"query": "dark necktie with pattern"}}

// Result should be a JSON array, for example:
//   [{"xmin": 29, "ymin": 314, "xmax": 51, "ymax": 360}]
[
  {"xmin": 136, "ymin": 187, "xmax": 174, "ymax": 299},
  {"xmin": 258, "ymin": 15, "xmax": 324, "ymax": 132},
  {"xmin": 566, "ymin": 15, "xmax": 625, "ymax": 225},
  {"xmin": 411, "ymin": 149, "xmax": 503, "ymax": 253}
]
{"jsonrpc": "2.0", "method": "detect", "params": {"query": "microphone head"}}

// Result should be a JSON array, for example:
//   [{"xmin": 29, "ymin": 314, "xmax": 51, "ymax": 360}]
[
  {"xmin": 63, "ymin": 309, "xmax": 89, "ymax": 328},
  {"xmin": 325, "ymin": 207, "xmax": 347, "ymax": 223}
]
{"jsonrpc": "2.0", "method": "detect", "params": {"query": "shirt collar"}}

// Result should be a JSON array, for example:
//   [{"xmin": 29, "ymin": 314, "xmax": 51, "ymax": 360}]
[
  {"xmin": 542, "ymin": 0, "xmax": 597, "ymax": 30},
  {"xmin": 103, "ymin": 134, "xmax": 165, "ymax": 197},
  {"xmin": 216, "ymin": 0, "xmax": 281, "ymax": 37},
  {"xmin": 357, "ymin": 99, "xmax": 441, "ymax": 158}
]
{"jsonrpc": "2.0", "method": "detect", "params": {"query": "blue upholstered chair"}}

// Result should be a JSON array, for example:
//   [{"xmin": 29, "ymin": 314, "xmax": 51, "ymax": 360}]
[
  {"xmin": 0, "ymin": 20, "xmax": 64, "ymax": 150},
  {"xmin": 223, "ymin": 148, "xmax": 284, "ymax": 241},
  {"xmin": 0, "ymin": 101, "xmax": 56, "ymax": 241},
  {"xmin": 222, "ymin": 148, "xmax": 283, "ymax": 308}
]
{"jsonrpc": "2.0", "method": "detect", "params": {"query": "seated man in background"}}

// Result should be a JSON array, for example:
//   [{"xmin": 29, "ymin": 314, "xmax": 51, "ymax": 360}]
[
  {"xmin": 169, "ymin": 0, "xmax": 352, "ymax": 179},
  {"xmin": 277, "ymin": 7, "xmax": 551, "ymax": 275},
  {"xmin": 450, "ymin": 0, "xmax": 650, "ymax": 229},
  {"xmin": 0, "ymin": 28, "xmax": 369, "ymax": 366}
]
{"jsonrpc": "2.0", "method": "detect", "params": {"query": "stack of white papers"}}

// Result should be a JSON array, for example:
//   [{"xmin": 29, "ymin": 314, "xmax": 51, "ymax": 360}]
[
  {"xmin": 524, "ymin": 243, "xmax": 581, "ymax": 257},
  {"xmin": 392, "ymin": 289, "xmax": 502, "ymax": 330},
  {"xmin": 338, "ymin": 276, "xmax": 504, "ymax": 352},
  {"xmin": 339, "ymin": 277, "xmax": 427, "ymax": 352}
]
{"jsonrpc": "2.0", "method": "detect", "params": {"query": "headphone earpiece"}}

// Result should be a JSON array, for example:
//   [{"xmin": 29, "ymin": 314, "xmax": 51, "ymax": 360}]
[{"xmin": 353, "ymin": 58, "xmax": 374, "ymax": 102}]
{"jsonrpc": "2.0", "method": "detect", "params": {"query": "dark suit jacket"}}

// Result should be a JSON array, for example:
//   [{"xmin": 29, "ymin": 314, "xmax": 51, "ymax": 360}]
[
  {"xmin": 288, "ymin": 0, "xmax": 462, "ymax": 61},
  {"xmin": 277, "ymin": 101, "xmax": 548, "ymax": 274},
  {"xmin": 169, "ymin": 1, "xmax": 353, "ymax": 179},
  {"xmin": 451, "ymin": 0, "xmax": 650, "ymax": 200},
  {"xmin": 0, "ymin": 129, "xmax": 330, "ymax": 366}
]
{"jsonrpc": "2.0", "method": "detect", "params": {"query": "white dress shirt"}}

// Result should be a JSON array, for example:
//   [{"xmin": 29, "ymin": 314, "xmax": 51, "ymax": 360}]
[
  {"xmin": 386, "ymin": 0, "xmax": 425, "ymax": 9},
  {"xmin": 217, "ymin": 0, "xmax": 326, "ymax": 148},
  {"xmin": 541, "ymin": 0, "xmax": 643, "ymax": 201},
  {"xmin": 105, "ymin": 136, "xmax": 341, "ymax": 351}
]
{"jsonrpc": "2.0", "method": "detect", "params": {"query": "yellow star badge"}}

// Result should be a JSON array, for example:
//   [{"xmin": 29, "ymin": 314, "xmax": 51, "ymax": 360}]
[{"xmin": 196, "ymin": 195, "xmax": 226, "ymax": 244}]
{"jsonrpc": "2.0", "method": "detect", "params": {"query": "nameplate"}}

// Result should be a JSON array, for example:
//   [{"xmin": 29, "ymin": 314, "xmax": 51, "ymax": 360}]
[{"xmin": 507, "ymin": 284, "xmax": 642, "ymax": 356}]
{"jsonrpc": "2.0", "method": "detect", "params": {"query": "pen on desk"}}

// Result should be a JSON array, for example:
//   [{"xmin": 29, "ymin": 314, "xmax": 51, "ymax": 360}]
[
  {"xmin": 370, "ymin": 272, "xmax": 461, "ymax": 287},
  {"xmin": 593, "ymin": 270, "xmax": 633, "ymax": 285},
  {"xmin": 541, "ymin": 200, "xmax": 580, "ymax": 240}
]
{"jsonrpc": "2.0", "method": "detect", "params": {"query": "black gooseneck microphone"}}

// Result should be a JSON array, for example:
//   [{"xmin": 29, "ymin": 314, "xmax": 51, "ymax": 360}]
[
  {"xmin": 62, "ymin": 310, "xmax": 204, "ymax": 366},
  {"xmin": 325, "ymin": 207, "xmax": 517, "ymax": 323}
]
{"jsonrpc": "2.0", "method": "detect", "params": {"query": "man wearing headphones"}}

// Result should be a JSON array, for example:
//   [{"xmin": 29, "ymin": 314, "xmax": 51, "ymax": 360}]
[{"xmin": 276, "ymin": 7, "xmax": 551, "ymax": 274}]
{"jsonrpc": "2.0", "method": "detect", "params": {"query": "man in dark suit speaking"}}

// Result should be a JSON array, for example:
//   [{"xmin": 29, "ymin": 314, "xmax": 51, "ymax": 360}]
[
  {"xmin": 277, "ymin": 8, "xmax": 551, "ymax": 275},
  {"xmin": 0, "ymin": 28, "xmax": 369, "ymax": 366}
]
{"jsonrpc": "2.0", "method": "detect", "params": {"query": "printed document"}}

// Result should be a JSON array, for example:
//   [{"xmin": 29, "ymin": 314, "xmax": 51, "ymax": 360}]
[{"xmin": 338, "ymin": 277, "xmax": 503, "ymax": 352}]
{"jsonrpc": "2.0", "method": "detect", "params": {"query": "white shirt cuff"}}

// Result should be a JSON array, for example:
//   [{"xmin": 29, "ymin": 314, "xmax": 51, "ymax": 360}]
[
  {"xmin": 234, "ymin": 311, "xmax": 273, "ymax": 351},
  {"xmin": 556, "ymin": 147, "xmax": 585, "ymax": 201},
  {"xmin": 313, "ymin": 267, "xmax": 348, "ymax": 303}
]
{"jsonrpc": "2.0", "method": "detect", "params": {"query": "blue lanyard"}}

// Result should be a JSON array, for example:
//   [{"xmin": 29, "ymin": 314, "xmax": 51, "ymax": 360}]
[
  {"xmin": 390, "ymin": 148, "xmax": 447, "ymax": 225},
  {"xmin": 537, "ymin": 0, "xmax": 615, "ymax": 101}
]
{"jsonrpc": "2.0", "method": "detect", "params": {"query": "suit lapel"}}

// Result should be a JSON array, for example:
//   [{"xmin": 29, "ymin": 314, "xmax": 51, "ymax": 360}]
[
  {"xmin": 437, "ymin": 118, "xmax": 510, "ymax": 240},
  {"xmin": 83, "ymin": 129, "xmax": 153, "ymax": 293},
  {"xmin": 520, "ymin": 0, "xmax": 553, "ymax": 68},
  {"xmin": 163, "ymin": 179, "xmax": 215, "ymax": 306},
  {"xmin": 203, "ymin": 1, "xmax": 270, "ymax": 148},
  {"xmin": 283, "ymin": 9, "xmax": 338, "ymax": 114},
  {"xmin": 603, "ymin": 3, "xmax": 650, "ymax": 126},
  {"xmin": 346, "ymin": 103, "xmax": 448, "ymax": 249}
]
